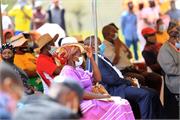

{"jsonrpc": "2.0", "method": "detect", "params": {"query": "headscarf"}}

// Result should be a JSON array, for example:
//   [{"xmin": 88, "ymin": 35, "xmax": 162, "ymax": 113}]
[
  {"xmin": 0, "ymin": 43, "xmax": 15, "ymax": 54},
  {"xmin": 54, "ymin": 44, "xmax": 84, "ymax": 66}
]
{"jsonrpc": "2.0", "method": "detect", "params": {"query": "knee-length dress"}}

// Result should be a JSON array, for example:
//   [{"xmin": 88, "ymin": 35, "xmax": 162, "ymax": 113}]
[{"xmin": 59, "ymin": 65, "xmax": 134, "ymax": 120}]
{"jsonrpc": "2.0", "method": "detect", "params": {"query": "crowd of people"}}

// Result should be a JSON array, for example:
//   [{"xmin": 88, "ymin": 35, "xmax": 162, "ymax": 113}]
[{"xmin": 0, "ymin": 0, "xmax": 180, "ymax": 120}]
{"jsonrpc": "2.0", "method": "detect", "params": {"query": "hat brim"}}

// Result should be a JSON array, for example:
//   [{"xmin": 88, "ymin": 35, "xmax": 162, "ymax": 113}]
[
  {"xmin": 61, "ymin": 43, "xmax": 85, "ymax": 53},
  {"xmin": 34, "ymin": 34, "xmax": 59, "ymax": 53},
  {"xmin": 11, "ymin": 38, "xmax": 28, "ymax": 47}
]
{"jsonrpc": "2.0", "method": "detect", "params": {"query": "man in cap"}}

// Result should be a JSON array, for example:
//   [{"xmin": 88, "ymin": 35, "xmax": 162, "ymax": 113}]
[
  {"xmin": 13, "ymin": 77, "xmax": 83, "ymax": 120},
  {"xmin": 35, "ymin": 33, "xmax": 61, "ymax": 87},
  {"xmin": 142, "ymin": 27, "xmax": 163, "ymax": 75}
]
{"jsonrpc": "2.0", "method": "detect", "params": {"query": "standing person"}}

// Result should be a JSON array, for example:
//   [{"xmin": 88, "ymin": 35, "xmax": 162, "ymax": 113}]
[
  {"xmin": 1, "ymin": 4, "xmax": 14, "ymax": 44},
  {"xmin": 141, "ymin": 0, "xmax": 160, "ymax": 28},
  {"xmin": 47, "ymin": 0, "xmax": 66, "ymax": 32},
  {"xmin": 121, "ymin": 1, "xmax": 139, "ymax": 60},
  {"xmin": 166, "ymin": 0, "xmax": 180, "ymax": 22},
  {"xmin": 155, "ymin": 18, "xmax": 169, "ymax": 45},
  {"xmin": 1, "ymin": 4, "xmax": 13, "ymax": 31},
  {"xmin": 0, "ymin": 63, "xmax": 24, "ymax": 120},
  {"xmin": 57, "ymin": 44, "xmax": 135, "ymax": 120},
  {"xmin": 32, "ymin": 1, "xmax": 47, "ymax": 30},
  {"xmin": 137, "ymin": 2, "xmax": 146, "ymax": 52},
  {"xmin": 158, "ymin": 21, "xmax": 180, "ymax": 119},
  {"xmin": 8, "ymin": 0, "xmax": 33, "ymax": 34}
]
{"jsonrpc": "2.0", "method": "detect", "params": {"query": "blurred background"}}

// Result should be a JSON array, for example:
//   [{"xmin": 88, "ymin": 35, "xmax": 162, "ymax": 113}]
[{"xmin": 1, "ymin": 0, "xmax": 180, "ymax": 60}]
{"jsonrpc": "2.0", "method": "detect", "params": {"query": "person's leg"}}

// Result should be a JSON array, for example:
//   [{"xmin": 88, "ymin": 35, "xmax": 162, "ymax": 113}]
[
  {"xmin": 164, "ymin": 84, "xmax": 179, "ymax": 118},
  {"xmin": 132, "ymin": 40, "xmax": 139, "ymax": 60},
  {"xmin": 124, "ymin": 86, "xmax": 163, "ymax": 119},
  {"xmin": 125, "ymin": 39, "xmax": 132, "ymax": 48}
]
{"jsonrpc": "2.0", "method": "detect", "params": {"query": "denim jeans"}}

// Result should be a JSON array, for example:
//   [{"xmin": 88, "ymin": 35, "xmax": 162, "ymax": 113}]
[{"xmin": 125, "ymin": 39, "xmax": 139, "ymax": 60}]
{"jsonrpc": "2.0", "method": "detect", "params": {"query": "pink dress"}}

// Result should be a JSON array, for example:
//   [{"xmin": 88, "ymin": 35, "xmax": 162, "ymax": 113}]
[{"xmin": 60, "ymin": 65, "xmax": 135, "ymax": 120}]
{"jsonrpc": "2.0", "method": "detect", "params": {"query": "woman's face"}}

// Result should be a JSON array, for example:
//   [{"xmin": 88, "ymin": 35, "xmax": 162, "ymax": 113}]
[
  {"xmin": 169, "ymin": 26, "xmax": 180, "ymax": 43},
  {"xmin": 72, "ymin": 48, "xmax": 81, "ymax": 63},
  {"xmin": 1, "ymin": 49, "xmax": 14, "ymax": 61}
]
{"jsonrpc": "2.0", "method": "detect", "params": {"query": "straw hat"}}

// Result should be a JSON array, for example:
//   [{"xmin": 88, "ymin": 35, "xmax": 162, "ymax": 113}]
[
  {"xmin": 34, "ymin": 33, "xmax": 59, "ymax": 53},
  {"xmin": 10, "ymin": 34, "xmax": 28, "ymax": 47}
]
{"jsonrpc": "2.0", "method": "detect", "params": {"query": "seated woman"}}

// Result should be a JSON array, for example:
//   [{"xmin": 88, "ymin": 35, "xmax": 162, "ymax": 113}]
[{"xmin": 57, "ymin": 44, "xmax": 135, "ymax": 120}]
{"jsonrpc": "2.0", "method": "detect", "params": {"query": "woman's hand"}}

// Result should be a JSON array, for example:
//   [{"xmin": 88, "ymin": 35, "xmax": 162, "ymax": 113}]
[
  {"xmin": 98, "ymin": 94, "xmax": 111, "ymax": 99},
  {"xmin": 85, "ymin": 46, "xmax": 93, "ymax": 59}
]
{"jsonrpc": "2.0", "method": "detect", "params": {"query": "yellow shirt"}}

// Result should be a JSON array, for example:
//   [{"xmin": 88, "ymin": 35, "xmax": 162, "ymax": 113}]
[
  {"xmin": 14, "ymin": 53, "xmax": 36, "ymax": 72},
  {"xmin": 156, "ymin": 31, "xmax": 169, "ymax": 44},
  {"xmin": 8, "ymin": 5, "xmax": 32, "ymax": 32}
]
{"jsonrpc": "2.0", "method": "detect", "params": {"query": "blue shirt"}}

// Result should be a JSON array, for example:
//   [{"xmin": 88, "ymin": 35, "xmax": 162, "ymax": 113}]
[
  {"xmin": 121, "ymin": 11, "xmax": 138, "ymax": 41},
  {"xmin": 167, "ymin": 9, "xmax": 180, "ymax": 21}
]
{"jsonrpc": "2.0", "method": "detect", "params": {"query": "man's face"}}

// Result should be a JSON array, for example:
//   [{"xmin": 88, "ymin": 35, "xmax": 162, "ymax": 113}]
[
  {"xmin": 46, "ymin": 41, "xmax": 55, "ymax": 50},
  {"xmin": 15, "ymin": 42, "xmax": 29, "ymax": 54},
  {"xmin": 157, "ymin": 20, "xmax": 163, "ymax": 29},
  {"xmin": 147, "ymin": 34, "xmax": 157, "ymax": 44},
  {"xmin": 170, "ymin": 1, "xmax": 176, "ymax": 9},
  {"xmin": 128, "ymin": 2, "xmax": 134, "ymax": 10},
  {"xmin": 104, "ymin": 26, "xmax": 118, "ymax": 41},
  {"xmin": 52, "ymin": 0, "xmax": 59, "ymax": 7},
  {"xmin": 1, "ymin": 49, "xmax": 14, "ymax": 63},
  {"xmin": 149, "ymin": 1, "xmax": 155, "ymax": 8}
]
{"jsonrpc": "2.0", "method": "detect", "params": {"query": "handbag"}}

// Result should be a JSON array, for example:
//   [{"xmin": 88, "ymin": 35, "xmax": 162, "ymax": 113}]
[{"xmin": 92, "ymin": 83, "xmax": 109, "ymax": 94}]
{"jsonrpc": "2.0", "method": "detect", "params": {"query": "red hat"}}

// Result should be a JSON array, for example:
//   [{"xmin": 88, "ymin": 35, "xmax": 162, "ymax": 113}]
[{"xmin": 141, "ymin": 27, "xmax": 156, "ymax": 36}]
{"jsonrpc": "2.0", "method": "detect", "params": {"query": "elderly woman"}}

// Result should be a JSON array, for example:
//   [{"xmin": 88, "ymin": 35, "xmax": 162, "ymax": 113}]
[
  {"xmin": 57, "ymin": 44, "xmax": 134, "ymax": 120},
  {"xmin": 157, "ymin": 21, "xmax": 180, "ymax": 119}
]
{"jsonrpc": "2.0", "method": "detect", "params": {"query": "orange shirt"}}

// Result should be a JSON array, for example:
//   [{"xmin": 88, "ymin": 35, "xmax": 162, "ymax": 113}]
[
  {"xmin": 14, "ymin": 53, "xmax": 36, "ymax": 72},
  {"xmin": 156, "ymin": 31, "xmax": 169, "ymax": 44}
]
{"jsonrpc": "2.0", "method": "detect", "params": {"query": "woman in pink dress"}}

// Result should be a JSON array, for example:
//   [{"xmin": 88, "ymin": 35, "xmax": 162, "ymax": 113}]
[{"xmin": 56, "ymin": 44, "xmax": 135, "ymax": 120}]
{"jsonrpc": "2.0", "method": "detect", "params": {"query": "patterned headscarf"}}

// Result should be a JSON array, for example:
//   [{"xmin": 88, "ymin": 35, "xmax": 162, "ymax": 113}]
[
  {"xmin": 54, "ymin": 44, "xmax": 84, "ymax": 66},
  {"xmin": 0, "ymin": 43, "xmax": 15, "ymax": 53}
]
